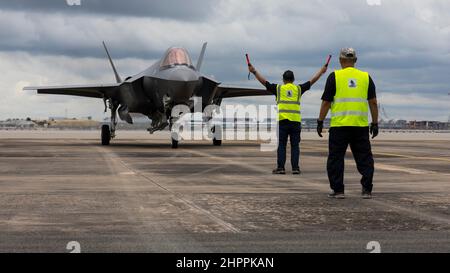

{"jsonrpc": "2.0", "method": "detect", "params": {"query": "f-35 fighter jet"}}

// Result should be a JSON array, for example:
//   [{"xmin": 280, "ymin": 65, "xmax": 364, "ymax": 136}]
[{"xmin": 24, "ymin": 42, "xmax": 270, "ymax": 148}]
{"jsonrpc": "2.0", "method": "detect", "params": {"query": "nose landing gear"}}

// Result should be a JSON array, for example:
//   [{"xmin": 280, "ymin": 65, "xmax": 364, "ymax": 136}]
[
  {"xmin": 170, "ymin": 116, "xmax": 180, "ymax": 149},
  {"xmin": 213, "ymin": 138, "xmax": 222, "ymax": 146},
  {"xmin": 171, "ymin": 138, "xmax": 178, "ymax": 149},
  {"xmin": 211, "ymin": 125, "xmax": 222, "ymax": 146}
]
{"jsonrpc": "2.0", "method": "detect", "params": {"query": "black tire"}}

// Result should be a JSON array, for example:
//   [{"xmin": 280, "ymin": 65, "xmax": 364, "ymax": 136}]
[
  {"xmin": 212, "ymin": 125, "xmax": 222, "ymax": 146},
  {"xmin": 213, "ymin": 138, "xmax": 222, "ymax": 146},
  {"xmin": 101, "ymin": 125, "xmax": 111, "ymax": 145},
  {"xmin": 171, "ymin": 138, "xmax": 178, "ymax": 149}
]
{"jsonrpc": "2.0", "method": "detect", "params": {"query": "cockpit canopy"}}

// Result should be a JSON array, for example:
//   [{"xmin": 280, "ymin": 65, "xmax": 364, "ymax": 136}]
[{"xmin": 160, "ymin": 47, "xmax": 194, "ymax": 69}]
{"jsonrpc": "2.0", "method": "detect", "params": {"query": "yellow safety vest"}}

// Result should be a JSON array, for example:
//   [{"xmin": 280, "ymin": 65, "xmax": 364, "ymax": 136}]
[
  {"xmin": 276, "ymin": 83, "xmax": 302, "ymax": 122},
  {"xmin": 331, "ymin": 67, "xmax": 369, "ymax": 127}
]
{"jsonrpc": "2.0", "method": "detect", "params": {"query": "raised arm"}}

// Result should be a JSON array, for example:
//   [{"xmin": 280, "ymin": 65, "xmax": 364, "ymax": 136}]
[
  {"xmin": 248, "ymin": 63, "xmax": 267, "ymax": 87},
  {"xmin": 310, "ymin": 65, "xmax": 328, "ymax": 86}
]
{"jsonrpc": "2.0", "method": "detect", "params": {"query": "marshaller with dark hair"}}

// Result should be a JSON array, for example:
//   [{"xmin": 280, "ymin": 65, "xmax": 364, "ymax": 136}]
[
  {"xmin": 283, "ymin": 70, "xmax": 295, "ymax": 82},
  {"xmin": 248, "ymin": 60, "xmax": 328, "ymax": 175}
]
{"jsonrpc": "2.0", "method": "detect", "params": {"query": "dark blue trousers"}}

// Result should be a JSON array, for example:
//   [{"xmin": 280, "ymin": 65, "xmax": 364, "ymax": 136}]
[
  {"xmin": 327, "ymin": 127, "xmax": 374, "ymax": 193},
  {"xmin": 277, "ymin": 121, "xmax": 301, "ymax": 169}
]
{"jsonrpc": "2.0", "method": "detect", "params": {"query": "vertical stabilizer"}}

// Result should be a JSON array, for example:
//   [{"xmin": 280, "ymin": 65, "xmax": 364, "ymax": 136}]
[
  {"xmin": 102, "ymin": 41, "xmax": 122, "ymax": 83},
  {"xmin": 196, "ymin": 42, "xmax": 207, "ymax": 72}
]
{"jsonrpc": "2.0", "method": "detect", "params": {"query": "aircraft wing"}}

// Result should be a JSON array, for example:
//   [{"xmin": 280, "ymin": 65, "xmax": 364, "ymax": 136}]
[
  {"xmin": 215, "ymin": 85, "xmax": 273, "ymax": 99},
  {"xmin": 23, "ymin": 83, "xmax": 120, "ymax": 99}
]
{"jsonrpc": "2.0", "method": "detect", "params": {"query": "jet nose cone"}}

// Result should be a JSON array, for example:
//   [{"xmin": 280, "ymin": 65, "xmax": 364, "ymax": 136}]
[
  {"xmin": 168, "ymin": 66, "xmax": 199, "ymax": 82},
  {"xmin": 157, "ymin": 66, "xmax": 201, "ymax": 104}
]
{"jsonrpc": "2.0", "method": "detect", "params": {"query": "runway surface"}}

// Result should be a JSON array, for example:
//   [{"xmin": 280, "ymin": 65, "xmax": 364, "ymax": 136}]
[{"xmin": 0, "ymin": 130, "xmax": 449, "ymax": 252}]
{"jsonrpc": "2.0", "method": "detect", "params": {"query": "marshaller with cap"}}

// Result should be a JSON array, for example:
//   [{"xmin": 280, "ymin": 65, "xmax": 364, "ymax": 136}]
[{"xmin": 317, "ymin": 47, "xmax": 379, "ymax": 199}]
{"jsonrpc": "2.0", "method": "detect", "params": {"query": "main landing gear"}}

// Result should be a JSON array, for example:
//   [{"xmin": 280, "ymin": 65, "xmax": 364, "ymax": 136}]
[
  {"xmin": 101, "ymin": 99, "xmax": 118, "ymax": 146},
  {"xmin": 101, "ymin": 124, "xmax": 111, "ymax": 145}
]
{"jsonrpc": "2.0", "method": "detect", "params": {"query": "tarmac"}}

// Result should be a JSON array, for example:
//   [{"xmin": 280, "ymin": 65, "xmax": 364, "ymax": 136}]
[{"xmin": 0, "ymin": 130, "xmax": 449, "ymax": 252}]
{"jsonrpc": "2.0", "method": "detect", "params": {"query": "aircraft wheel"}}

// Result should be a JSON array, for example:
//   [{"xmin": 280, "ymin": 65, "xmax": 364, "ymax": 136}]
[
  {"xmin": 101, "ymin": 125, "xmax": 111, "ymax": 145},
  {"xmin": 171, "ymin": 138, "xmax": 178, "ymax": 149},
  {"xmin": 212, "ymin": 125, "xmax": 222, "ymax": 146},
  {"xmin": 171, "ymin": 130, "xmax": 180, "ymax": 149}
]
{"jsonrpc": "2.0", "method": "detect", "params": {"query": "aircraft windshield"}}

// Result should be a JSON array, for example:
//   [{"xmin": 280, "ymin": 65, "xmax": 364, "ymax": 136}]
[{"xmin": 160, "ymin": 48, "xmax": 193, "ymax": 68}]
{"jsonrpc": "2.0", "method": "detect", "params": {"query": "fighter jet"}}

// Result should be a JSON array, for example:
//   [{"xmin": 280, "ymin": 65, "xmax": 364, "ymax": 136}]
[{"xmin": 24, "ymin": 42, "xmax": 270, "ymax": 148}]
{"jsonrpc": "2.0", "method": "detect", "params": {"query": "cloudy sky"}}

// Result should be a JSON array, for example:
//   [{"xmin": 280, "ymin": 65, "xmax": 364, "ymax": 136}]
[{"xmin": 0, "ymin": 0, "xmax": 449, "ymax": 121}]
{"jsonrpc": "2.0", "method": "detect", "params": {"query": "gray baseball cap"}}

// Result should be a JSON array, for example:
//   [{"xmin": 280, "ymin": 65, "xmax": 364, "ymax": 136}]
[{"xmin": 340, "ymin": 48, "xmax": 357, "ymax": 59}]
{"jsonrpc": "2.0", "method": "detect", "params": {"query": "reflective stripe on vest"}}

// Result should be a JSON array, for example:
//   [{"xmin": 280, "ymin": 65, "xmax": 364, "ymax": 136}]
[
  {"xmin": 334, "ymin": 98, "xmax": 367, "ymax": 103},
  {"xmin": 331, "ymin": 68, "xmax": 370, "ymax": 127},
  {"xmin": 331, "ymin": 111, "xmax": 368, "ymax": 117},
  {"xmin": 276, "ymin": 83, "xmax": 302, "ymax": 122}
]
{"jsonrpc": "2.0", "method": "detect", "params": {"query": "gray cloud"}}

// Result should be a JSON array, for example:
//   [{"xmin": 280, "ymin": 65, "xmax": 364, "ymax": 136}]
[
  {"xmin": 0, "ymin": 0, "xmax": 449, "ymax": 121},
  {"xmin": 0, "ymin": 0, "xmax": 214, "ymax": 21}
]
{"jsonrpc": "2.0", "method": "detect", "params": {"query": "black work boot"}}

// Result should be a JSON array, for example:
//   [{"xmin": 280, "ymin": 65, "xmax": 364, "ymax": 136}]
[
  {"xmin": 272, "ymin": 168, "xmax": 286, "ymax": 175},
  {"xmin": 328, "ymin": 191, "xmax": 345, "ymax": 199},
  {"xmin": 362, "ymin": 190, "xmax": 373, "ymax": 199}
]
